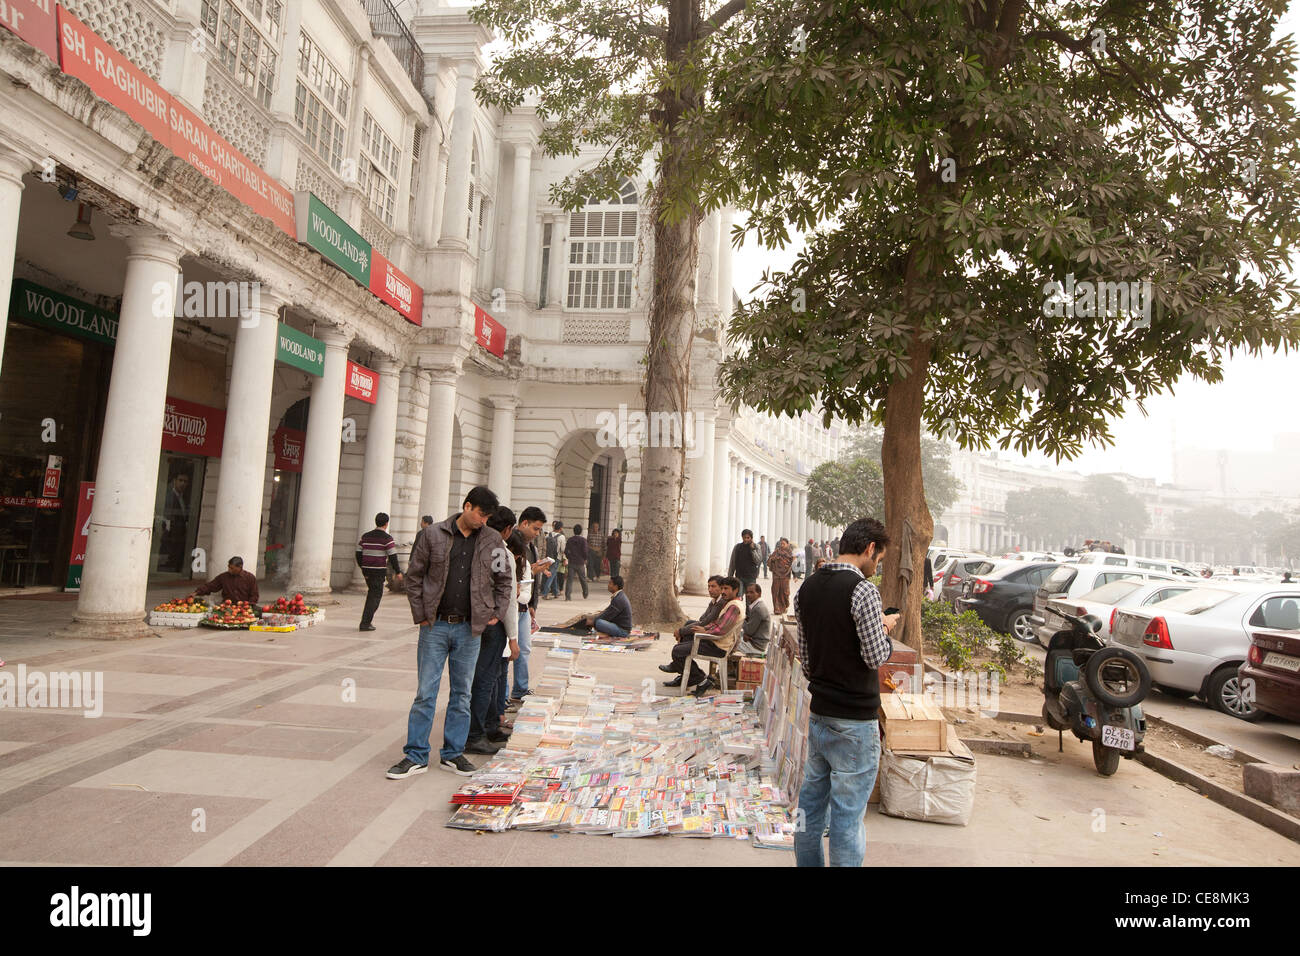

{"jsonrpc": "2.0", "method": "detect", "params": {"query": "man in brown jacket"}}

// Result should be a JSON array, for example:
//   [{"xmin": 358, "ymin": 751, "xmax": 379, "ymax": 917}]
[{"xmin": 387, "ymin": 486, "xmax": 514, "ymax": 778}]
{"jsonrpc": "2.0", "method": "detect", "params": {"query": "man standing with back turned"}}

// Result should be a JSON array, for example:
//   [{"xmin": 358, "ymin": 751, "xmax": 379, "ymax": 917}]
[{"xmin": 793, "ymin": 517, "xmax": 899, "ymax": 867}]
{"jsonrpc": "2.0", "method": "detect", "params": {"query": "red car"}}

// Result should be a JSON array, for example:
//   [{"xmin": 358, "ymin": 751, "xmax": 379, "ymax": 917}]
[{"xmin": 1240, "ymin": 627, "xmax": 1300, "ymax": 722}]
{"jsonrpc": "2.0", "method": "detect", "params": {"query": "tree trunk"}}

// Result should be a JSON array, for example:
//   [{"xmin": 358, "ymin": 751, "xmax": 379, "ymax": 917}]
[
  {"xmin": 625, "ymin": 0, "xmax": 701, "ymax": 628},
  {"xmin": 879, "ymin": 333, "xmax": 934, "ymax": 652}
]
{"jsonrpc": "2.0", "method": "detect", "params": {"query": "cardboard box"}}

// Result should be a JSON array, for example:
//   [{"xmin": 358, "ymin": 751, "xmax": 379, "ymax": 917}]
[
  {"xmin": 735, "ymin": 679, "xmax": 760, "ymax": 692},
  {"xmin": 737, "ymin": 657, "xmax": 765, "ymax": 684},
  {"xmin": 880, "ymin": 693, "xmax": 948, "ymax": 752},
  {"xmin": 878, "ymin": 737, "xmax": 976, "ymax": 826}
]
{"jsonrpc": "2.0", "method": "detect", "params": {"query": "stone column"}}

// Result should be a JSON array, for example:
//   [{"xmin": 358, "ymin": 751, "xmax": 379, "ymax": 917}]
[
  {"xmin": 504, "ymin": 143, "xmax": 532, "ymax": 301},
  {"xmin": 357, "ymin": 356, "xmax": 404, "ymax": 534},
  {"xmin": 290, "ymin": 328, "xmax": 352, "ymax": 596},
  {"xmin": 710, "ymin": 428, "xmax": 730, "ymax": 573},
  {"xmin": 419, "ymin": 367, "xmax": 460, "ymax": 519},
  {"xmin": 0, "ymin": 150, "xmax": 31, "ymax": 369},
  {"xmin": 438, "ymin": 61, "xmax": 478, "ymax": 249},
  {"xmin": 210, "ymin": 290, "xmax": 284, "ymax": 577},
  {"xmin": 741, "ymin": 465, "xmax": 753, "ymax": 537},
  {"xmin": 486, "ymin": 393, "xmax": 518, "ymax": 504},
  {"xmin": 717, "ymin": 206, "xmax": 735, "ymax": 322},
  {"xmin": 71, "ymin": 227, "xmax": 184, "ymax": 638},
  {"xmin": 726, "ymin": 458, "xmax": 739, "ymax": 553},
  {"xmin": 696, "ymin": 209, "xmax": 720, "ymax": 313},
  {"xmin": 766, "ymin": 477, "xmax": 777, "ymax": 548},
  {"xmin": 684, "ymin": 412, "xmax": 716, "ymax": 593}
]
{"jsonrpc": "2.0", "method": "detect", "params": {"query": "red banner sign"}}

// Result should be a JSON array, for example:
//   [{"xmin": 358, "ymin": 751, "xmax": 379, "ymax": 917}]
[
  {"xmin": 369, "ymin": 250, "xmax": 422, "ymax": 326},
  {"xmin": 345, "ymin": 361, "xmax": 378, "ymax": 404},
  {"xmin": 1, "ymin": 0, "xmax": 59, "ymax": 60},
  {"xmin": 161, "ymin": 396, "xmax": 226, "ymax": 457},
  {"xmin": 272, "ymin": 426, "xmax": 305, "ymax": 473},
  {"xmin": 65, "ymin": 481, "xmax": 94, "ymax": 590},
  {"xmin": 42, "ymin": 454, "xmax": 62, "ymax": 498},
  {"xmin": 474, "ymin": 304, "xmax": 505, "ymax": 358},
  {"xmin": 55, "ymin": 7, "xmax": 295, "ymax": 238}
]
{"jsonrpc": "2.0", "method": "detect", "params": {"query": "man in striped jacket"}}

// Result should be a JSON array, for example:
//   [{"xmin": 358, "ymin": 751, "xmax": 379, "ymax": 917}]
[{"xmin": 357, "ymin": 512, "xmax": 403, "ymax": 631}]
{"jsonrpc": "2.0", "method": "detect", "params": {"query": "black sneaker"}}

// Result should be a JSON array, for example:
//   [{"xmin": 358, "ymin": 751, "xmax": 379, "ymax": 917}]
[
  {"xmin": 386, "ymin": 757, "xmax": 427, "ymax": 779},
  {"xmin": 663, "ymin": 676, "xmax": 682, "ymax": 688},
  {"xmin": 440, "ymin": 754, "xmax": 477, "ymax": 776},
  {"xmin": 359, "ymin": 624, "xmax": 377, "ymax": 632},
  {"xmin": 487, "ymin": 731, "xmax": 511, "ymax": 745},
  {"xmin": 658, "ymin": 664, "xmax": 676, "ymax": 673},
  {"xmin": 692, "ymin": 678, "xmax": 716, "ymax": 697},
  {"xmin": 464, "ymin": 738, "xmax": 501, "ymax": 756}
]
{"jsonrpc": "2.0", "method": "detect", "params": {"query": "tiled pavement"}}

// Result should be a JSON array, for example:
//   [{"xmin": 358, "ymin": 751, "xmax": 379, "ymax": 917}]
[{"xmin": 1, "ymin": 581, "xmax": 1299, "ymax": 866}]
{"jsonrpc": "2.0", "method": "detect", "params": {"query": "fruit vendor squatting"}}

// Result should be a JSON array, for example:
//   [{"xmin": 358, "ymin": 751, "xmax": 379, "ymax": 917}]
[{"xmin": 190, "ymin": 556, "xmax": 260, "ymax": 604}]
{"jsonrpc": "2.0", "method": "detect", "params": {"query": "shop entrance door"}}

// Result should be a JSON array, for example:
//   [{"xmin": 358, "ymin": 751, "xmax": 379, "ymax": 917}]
[{"xmin": 150, "ymin": 453, "xmax": 206, "ymax": 580}]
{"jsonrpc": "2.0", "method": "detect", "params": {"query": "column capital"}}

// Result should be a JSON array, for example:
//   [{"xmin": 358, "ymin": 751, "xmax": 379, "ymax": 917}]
[
  {"xmin": 488, "ymin": 393, "xmax": 519, "ymax": 411},
  {"xmin": 426, "ymin": 365, "xmax": 460, "ymax": 387},
  {"xmin": 316, "ymin": 325, "xmax": 352, "ymax": 349},
  {"xmin": 0, "ymin": 148, "xmax": 33, "ymax": 187},
  {"xmin": 374, "ymin": 356, "xmax": 404, "ymax": 376},
  {"xmin": 108, "ymin": 223, "xmax": 185, "ymax": 263}
]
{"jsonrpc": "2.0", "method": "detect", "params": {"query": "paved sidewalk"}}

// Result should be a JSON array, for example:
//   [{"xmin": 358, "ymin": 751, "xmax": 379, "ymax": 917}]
[{"xmin": 0, "ymin": 587, "xmax": 1297, "ymax": 866}]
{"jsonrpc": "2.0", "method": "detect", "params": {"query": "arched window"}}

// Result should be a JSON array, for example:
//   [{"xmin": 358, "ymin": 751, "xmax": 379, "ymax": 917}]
[{"xmin": 566, "ymin": 179, "xmax": 638, "ymax": 310}]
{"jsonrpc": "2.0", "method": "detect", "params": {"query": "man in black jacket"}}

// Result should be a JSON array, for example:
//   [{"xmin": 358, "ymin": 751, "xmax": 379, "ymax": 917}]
[
  {"xmin": 793, "ymin": 517, "xmax": 899, "ymax": 867},
  {"xmin": 356, "ymin": 512, "xmax": 402, "ymax": 631},
  {"xmin": 728, "ymin": 529, "xmax": 761, "ymax": 593}
]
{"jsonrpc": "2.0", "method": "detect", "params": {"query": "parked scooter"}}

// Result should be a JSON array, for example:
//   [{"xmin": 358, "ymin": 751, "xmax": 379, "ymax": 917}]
[{"xmin": 1041, "ymin": 610, "xmax": 1152, "ymax": 775}]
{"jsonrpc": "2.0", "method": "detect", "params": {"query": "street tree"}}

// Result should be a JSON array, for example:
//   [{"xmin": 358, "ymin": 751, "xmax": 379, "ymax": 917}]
[
  {"xmin": 846, "ymin": 427, "xmax": 962, "ymax": 517},
  {"xmin": 806, "ymin": 456, "xmax": 885, "ymax": 529},
  {"xmin": 711, "ymin": 0, "xmax": 1300, "ymax": 648},
  {"xmin": 471, "ymin": 0, "xmax": 754, "ymax": 624},
  {"xmin": 1003, "ymin": 486, "xmax": 1089, "ymax": 547},
  {"xmin": 1079, "ymin": 475, "xmax": 1149, "ymax": 543}
]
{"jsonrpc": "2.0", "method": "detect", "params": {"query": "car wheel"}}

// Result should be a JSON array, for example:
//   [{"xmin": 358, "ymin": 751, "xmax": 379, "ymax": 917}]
[
  {"xmin": 1207, "ymin": 666, "xmax": 1263, "ymax": 722},
  {"xmin": 1006, "ymin": 609, "xmax": 1035, "ymax": 642},
  {"xmin": 1154, "ymin": 684, "xmax": 1195, "ymax": 700}
]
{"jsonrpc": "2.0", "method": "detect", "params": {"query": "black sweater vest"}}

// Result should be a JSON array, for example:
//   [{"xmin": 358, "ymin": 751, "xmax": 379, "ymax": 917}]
[{"xmin": 798, "ymin": 567, "xmax": 881, "ymax": 720}]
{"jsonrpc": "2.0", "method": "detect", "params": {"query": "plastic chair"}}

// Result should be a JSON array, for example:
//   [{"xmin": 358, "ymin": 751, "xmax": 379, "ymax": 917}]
[{"xmin": 678, "ymin": 632, "xmax": 731, "ymax": 696}]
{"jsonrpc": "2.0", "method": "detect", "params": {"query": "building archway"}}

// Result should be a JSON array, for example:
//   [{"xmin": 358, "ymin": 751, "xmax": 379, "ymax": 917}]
[{"xmin": 554, "ymin": 429, "xmax": 628, "ymax": 542}]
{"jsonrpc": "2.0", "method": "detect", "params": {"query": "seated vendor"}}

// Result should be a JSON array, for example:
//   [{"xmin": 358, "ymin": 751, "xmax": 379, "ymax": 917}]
[
  {"xmin": 585, "ymin": 575, "xmax": 632, "ymax": 638},
  {"xmin": 676, "ymin": 575, "xmax": 724, "ymax": 640},
  {"xmin": 658, "ymin": 576, "xmax": 745, "ymax": 696},
  {"xmin": 735, "ymin": 582, "xmax": 770, "ymax": 656},
  {"xmin": 192, "ymin": 556, "xmax": 259, "ymax": 604}
]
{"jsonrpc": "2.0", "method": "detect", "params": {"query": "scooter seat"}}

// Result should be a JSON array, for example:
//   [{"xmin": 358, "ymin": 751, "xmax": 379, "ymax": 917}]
[{"xmin": 1054, "ymin": 657, "xmax": 1081, "ymax": 686}]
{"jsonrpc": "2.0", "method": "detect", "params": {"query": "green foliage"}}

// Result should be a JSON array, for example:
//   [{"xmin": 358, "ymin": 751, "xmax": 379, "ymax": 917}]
[
  {"xmin": 846, "ymin": 427, "xmax": 962, "ymax": 515},
  {"xmin": 921, "ymin": 598, "xmax": 1035, "ymax": 680},
  {"xmin": 709, "ymin": 0, "xmax": 1300, "ymax": 461},
  {"xmin": 806, "ymin": 456, "xmax": 884, "ymax": 527},
  {"xmin": 1004, "ymin": 474, "xmax": 1149, "ymax": 547}
]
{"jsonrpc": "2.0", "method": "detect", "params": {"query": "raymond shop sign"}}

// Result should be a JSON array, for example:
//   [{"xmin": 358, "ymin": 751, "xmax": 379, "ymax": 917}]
[
  {"xmin": 345, "ymin": 361, "xmax": 378, "ymax": 404},
  {"xmin": 1, "ymin": 0, "xmax": 60, "ymax": 61},
  {"xmin": 161, "ymin": 397, "xmax": 226, "ymax": 457},
  {"xmin": 272, "ymin": 427, "xmax": 305, "ymax": 473},
  {"xmin": 55, "ymin": 8, "xmax": 295, "ymax": 237},
  {"xmin": 474, "ymin": 304, "xmax": 506, "ymax": 358},
  {"xmin": 369, "ymin": 249, "xmax": 422, "ymax": 325},
  {"xmin": 276, "ymin": 323, "xmax": 325, "ymax": 377},
  {"xmin": 65, "ymin": 481, "xmax": 94, "ymax": 591}
]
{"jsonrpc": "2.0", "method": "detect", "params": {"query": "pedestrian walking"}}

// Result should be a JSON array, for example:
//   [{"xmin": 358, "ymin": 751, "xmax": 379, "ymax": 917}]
[
  {"xmin": 356, "ymin": 512, "xmax": 402, "ymax": 631},
  {"xmin": 758, "ymin": 535, "xmax": 771, "ymax": 578},
  {"xmin": 588, "ymin": 520, "xmax": 604, "ymax": 581},
  {"xmin": 606, "ymin": 528, "xmax": 622, "ymax": 579},
  {"xmin": 386, "ymin": 486, "xmax": 513, "ymax": 779},
  {"xmin": 805, "ymin": 538, "xmax": 817, "ymax": 574},
  {"xmin": 793, "ymin": 518, "xmax": 899, "ymax": 867},
  {"xmin": 565, "ymin": 524, "xmax": 589, "ymax": 600},
  {"xmin": 544, "ymin": 521, "xmax": 566, "ymax": 598},
  {"xmin": 768, "ymin": 537, "xmax": 794, "ymax": 615},
  {"xmin": 728, "ymin": 529, "xmax": 761, "ymax": 593}
]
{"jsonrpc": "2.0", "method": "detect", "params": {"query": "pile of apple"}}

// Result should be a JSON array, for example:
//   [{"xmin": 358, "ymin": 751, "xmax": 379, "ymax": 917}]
[
  {"xmin": 263, "ymin": 594, "xmax": 318, "ymax": 617},
  {"xmin": 153, "ymin": 598, "xmax": 208, "ymax": 614},
  {"xmin": 204, "ymin": 600, "xmax": 258, "ymax": 627}
]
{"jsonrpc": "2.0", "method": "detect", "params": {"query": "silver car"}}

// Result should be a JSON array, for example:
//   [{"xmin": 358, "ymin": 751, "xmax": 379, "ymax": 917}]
[
  {"xmin": 1031, "ymin": 564, "xmax": 1178, "ymax": 647},
  {"xmin": 1110, "ymin": 583, "xmax": 1300, "ymax": 720}
]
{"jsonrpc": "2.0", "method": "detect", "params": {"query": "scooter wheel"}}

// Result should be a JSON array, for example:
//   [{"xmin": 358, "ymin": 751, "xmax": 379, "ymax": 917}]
[
  {"xmin": 1092, "ymin": 741, "xmax": 1121, "ymax": 776},
  {"xmin": 1084, "ymin": 646, "xmax": 1151, "ymax": 708}
]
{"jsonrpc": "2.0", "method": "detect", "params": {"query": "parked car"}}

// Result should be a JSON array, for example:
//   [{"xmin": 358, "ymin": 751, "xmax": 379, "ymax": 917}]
[
  {"xmin": 1046, "ymin": 577, "xmax": 1205, "ymax": 641},
  {"xmin": 1240, "ymin": 627, "xmax": 1300, "ymax": 722},
  {"xmin": 1031, "ymin": 565, "xmax": 1180, "ymax": 647},
  {"xmin": 1067, "ymin": 551, "xmax": 1197, "ymax": 577},
  {"xmin": 1110, "ymin": 583, "xmax": 1300, "ymax": 721},
  {"xmin": 956, "ymin": 561, "xmax": 1060, "ymax": 641},
  {"xmin": 936, "ymin": 556, "xmax": 999, "ymax": 608}
]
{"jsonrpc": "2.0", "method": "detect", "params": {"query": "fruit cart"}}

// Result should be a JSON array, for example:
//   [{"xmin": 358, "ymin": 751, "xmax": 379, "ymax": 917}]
[{"xmin": 148, "ymin": 597, "xmax": 209, "ymax": 628}]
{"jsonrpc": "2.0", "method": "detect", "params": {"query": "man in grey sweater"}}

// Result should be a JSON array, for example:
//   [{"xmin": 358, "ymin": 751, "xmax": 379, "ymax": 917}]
[{"xmin": 736, "ymin": 582, "xmax": 771, "ymax": 655}]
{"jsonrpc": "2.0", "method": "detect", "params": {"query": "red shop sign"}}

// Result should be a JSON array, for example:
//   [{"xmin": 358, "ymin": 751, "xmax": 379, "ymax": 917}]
[
  {"xmin": 1, "ymin": 0, "xmax": 59, "ymax": 61},
  {"xmin": 42, "ymin": 454, "xmax": 62, "ymax": 498},
  {"xmin": 161, "ymin": 396, "xmax": 226, "ymax": 457},
  {"xmin": 272, "ymin": 426, "xmax": 305, "ymax": 473},
  {"xmin": 369, "ymin": 250, "xmax": 422, "ymax": 326},
  {"xmin": 345, "ymin": 361, "xmax": 378, "ymax": 404},
  {"xmin": 474, "ymin": 304, "xmax": 505, "ymax": 358}
]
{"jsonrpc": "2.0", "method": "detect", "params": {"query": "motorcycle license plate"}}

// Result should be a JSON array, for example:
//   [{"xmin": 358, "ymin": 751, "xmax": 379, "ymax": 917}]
[
  {"xmin": 1262, "ymin": 652, "xmax": 1300, "ymax": 673},
  {"xmin": 1102, "ymin": 725, "xmax": 1135, "ymax": 751}
]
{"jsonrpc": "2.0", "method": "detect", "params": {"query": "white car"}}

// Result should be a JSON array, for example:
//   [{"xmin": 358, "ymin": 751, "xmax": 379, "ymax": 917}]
[
  {"xmin": 1067, "ymin": 551, "xmax": 1198, "ymax": 577},
  {"xmin": 1110, "ymin": 582, "xmax": 1300, "ymax": 720},
  {"xmin": 1045, "ymin": 577, "xmax": 1206, "ymax": 639},
  {"xmin": 1031, "ymin": 564, "xmax": 1180, "ymax": 647}
]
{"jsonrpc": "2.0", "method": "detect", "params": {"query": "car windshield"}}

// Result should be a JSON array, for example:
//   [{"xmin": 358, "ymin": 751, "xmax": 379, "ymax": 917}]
[
  {"xmin": 1044, "ymin": 566, "xmax": 1076, "ymax": 591},
  {"xmin": 1079, "ymin": 580, "xmax": 1144, "ymax": 604},
  {"xmin": 1150, "ymin": 588, "xmax": 1236, "ymax": 615}
]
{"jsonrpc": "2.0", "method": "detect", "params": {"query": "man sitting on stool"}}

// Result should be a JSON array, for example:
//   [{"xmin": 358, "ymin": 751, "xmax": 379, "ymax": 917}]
[
  {"xmin": 585, "ymin": 575, "xmax": 632, "ymax": 638},
  {"xmin": 659, "ymin": 576, "xmax": 745, "ymax": 695}
]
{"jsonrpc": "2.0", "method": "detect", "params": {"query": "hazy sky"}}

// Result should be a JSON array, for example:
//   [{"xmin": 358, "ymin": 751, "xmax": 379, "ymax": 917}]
[{"xmin": 729, "ymin": 5, "xmax": 1300, "ymax": 486}]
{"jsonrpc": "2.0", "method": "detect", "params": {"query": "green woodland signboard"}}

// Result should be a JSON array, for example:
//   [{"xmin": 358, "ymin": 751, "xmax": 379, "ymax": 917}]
[
  {"xmin": 295, "ymin": 192, "xmax": 370, "ymax": 285},
  {"xmin": 276, "ymin": 323, "xmax": 325, "ymax": 376},
  {"xmin": 10, "ymin": 279, "xmax": 118, "ymax": 347}
]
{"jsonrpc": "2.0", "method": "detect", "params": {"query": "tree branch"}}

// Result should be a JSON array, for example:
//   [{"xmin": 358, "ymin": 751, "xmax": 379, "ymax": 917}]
[{"xmin": 699, "ymin": 0, "xmax": 747, "ymax": 40}]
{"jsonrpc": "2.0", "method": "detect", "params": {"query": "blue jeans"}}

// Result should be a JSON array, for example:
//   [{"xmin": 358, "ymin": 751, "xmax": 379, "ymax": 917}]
[
  {"xmin": 403, "ymin": 620, "xmax": 479, "ymax": 764},
  {"xmin": 468, "ymin": 622, "xmax": 507, "ymax": 742},
  {"xmin": 794, "ymin": 714, "xmax": 881, "ymax": 867},
  {"xmin": 593, "ymin": 618, "xmax": 629, "ymax": 638},
  {"xmin": 511, "ymin": 609, "xmax": 532, "ymax": 698},
  {"xmin": 545, "ymin": 569, "xmax": 562, "ymax": 597}
]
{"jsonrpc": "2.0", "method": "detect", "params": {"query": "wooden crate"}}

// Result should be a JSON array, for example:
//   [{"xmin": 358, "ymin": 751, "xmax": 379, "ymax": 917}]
[
  {"xmin": 737, "ymin": 657, "xmax": 765, "ymax": 684},
  {"xmin": 879, "ymin": 693, "xmax": 948, "ymax": 752}
]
